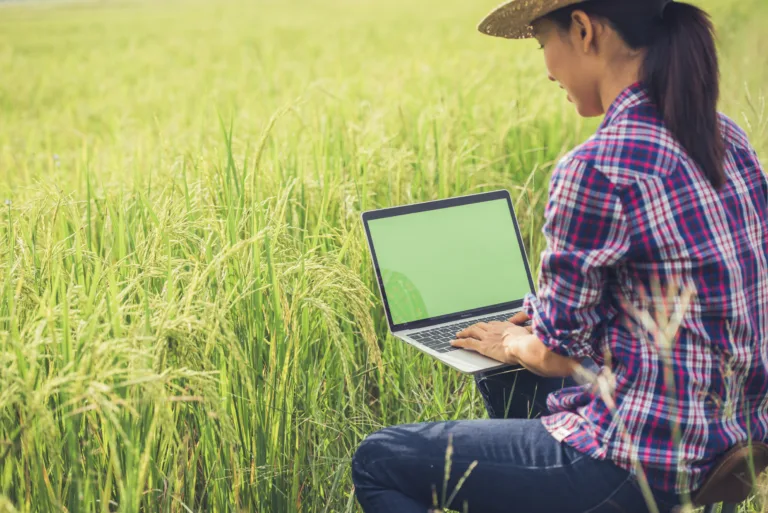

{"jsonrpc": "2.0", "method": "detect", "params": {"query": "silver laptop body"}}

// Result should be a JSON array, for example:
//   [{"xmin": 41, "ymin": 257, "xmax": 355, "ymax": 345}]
[{"xmin": 361, "ymin": 190, "xmax": 536, "ymax": 374}]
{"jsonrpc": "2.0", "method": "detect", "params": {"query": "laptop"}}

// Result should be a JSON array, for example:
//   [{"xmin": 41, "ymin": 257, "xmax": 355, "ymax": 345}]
[{"xmin": 362, "ymin": 190, "xmax": 536, "ymax": 374}]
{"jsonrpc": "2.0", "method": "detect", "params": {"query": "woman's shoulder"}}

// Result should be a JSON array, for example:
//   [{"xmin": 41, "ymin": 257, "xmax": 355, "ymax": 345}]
[
  {"xmin": 717, "ymin": 112, "xmax": 754, "ymax": 152},
  {"xmin": 560, "ymin": 110, "xmax": 760, "ymax": 181},
  {"xmin": 557, "ymin": 119, "xmax": 676, "ymax": 185}
]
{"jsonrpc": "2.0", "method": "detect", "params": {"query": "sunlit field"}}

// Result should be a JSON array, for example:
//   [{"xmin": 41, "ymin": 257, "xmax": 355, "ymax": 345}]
[{"xmin": 1, "ymin": 0, "xmax": 768, "ymax": 511}]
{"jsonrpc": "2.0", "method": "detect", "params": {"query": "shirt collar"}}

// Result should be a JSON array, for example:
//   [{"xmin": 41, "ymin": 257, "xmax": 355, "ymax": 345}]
[{"xmin": 599, "ymin": 82, "xmax": 651, "ymax": 129}]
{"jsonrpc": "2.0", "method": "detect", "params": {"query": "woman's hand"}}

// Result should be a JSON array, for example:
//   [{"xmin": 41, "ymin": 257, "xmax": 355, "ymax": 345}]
[
  {"xmin": 452, "ymin": 319, "xmax": 578, "ymax": 377},
  {"xmin": 452, "ymin": 313, "xmax": 577, "ymax": 376},
  {"xmin": 450, "ymin": 313, "xmax": 532, "ymax": 365},
  {"xmin": 507, "ymin": 311, "xmax": 532, "ymax": 329}
]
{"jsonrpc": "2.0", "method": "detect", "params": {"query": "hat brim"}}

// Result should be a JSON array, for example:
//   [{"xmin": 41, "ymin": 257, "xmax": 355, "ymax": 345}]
[{"xmin": 477, "ymin": 0, "xmax": 586, "ymax": 40}]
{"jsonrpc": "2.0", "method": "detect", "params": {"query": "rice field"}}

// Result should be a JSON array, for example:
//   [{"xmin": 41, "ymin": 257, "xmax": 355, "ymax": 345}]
[{"xmin": 1, "ymin": 0, "xmax": 768, "ymax": 511}]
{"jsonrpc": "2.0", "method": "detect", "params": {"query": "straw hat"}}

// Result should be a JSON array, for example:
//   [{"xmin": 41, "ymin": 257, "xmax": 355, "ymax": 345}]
[
  {"xmin": 478, "ymin": 0, "xmax": 674, "ymax": 40},
  {"xmin": 478, "ymin": 0, "xmax": 587, "ymax": 40}
]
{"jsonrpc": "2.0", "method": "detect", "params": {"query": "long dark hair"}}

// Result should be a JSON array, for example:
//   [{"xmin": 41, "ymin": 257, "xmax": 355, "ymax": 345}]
[{"xmin": 546, "ymin": 0, "xmax": 726, "ymax": 189}]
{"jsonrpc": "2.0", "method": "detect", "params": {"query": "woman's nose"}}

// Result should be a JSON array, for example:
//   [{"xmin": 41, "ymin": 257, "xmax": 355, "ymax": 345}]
[{"xmin": 548, "ymin": 74, "xmax": 557, "ymax": 82}]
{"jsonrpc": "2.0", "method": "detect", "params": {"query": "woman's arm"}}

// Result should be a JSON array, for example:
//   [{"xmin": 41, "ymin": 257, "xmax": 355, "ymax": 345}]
[
  {"xmin": 453, "ymin": 159, "xmax": 630, "ymax": 373},
  {"xmin": 502, "ymin": 328, "xmax": 578, "ymax": 378}
]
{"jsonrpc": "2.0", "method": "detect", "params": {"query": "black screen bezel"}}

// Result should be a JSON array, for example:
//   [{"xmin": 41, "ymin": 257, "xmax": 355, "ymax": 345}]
[{"xmin": 361, "ymin": 190, "xmax": 537, "ymax": 333}]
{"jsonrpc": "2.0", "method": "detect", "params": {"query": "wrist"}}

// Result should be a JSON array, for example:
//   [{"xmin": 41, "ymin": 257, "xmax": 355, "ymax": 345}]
[{"xmin": 502, "ymin": 330, "xmax": 522, "ymax": 364}]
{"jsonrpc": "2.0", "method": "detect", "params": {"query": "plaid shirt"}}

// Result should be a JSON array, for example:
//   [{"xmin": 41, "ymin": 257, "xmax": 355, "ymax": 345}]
[{"xmin": 523, "ymin": 82, "xmax": 768, "ymax": 493}]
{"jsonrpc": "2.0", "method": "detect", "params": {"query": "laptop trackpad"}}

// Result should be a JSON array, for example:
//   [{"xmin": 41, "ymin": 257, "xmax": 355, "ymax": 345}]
[{"xmin": 440, "ymin": 349, "xmax": 508, "ymax": 374}]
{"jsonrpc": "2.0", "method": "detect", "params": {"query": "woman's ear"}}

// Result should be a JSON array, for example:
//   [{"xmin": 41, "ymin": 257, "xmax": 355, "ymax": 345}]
[{"xmin": 570, "ymin": 10, "xmax": 594, "ymax": 53}]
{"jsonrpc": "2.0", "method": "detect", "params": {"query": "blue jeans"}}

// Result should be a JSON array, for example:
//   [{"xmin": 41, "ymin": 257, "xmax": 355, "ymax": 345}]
[{"xmin": 352, "ymin": 368, "xmax": 681, "ymax": 513}]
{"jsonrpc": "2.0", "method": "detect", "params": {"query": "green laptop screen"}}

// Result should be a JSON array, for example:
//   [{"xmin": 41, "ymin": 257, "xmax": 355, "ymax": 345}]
[{"xmin": 367, "ymin": 198, "xmax": 531, "ymax": 325}]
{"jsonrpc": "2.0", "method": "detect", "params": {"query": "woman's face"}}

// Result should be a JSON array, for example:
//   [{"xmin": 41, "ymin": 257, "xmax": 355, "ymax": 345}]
[{"xmin": 532, "ymin": 15, "xmax": 605, "ymax": 117}]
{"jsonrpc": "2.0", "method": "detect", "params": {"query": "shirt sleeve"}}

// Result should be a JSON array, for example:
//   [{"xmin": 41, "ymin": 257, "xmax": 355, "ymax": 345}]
[{"xmin": 523, "ymin": 156, "xmax": 630, "ymax": 361}]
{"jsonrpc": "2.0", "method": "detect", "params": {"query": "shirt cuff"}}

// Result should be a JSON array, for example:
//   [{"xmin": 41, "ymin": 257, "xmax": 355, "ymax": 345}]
[{"xmin": 523, "ymin": 292, "xmax": 596, "ymax": 360}]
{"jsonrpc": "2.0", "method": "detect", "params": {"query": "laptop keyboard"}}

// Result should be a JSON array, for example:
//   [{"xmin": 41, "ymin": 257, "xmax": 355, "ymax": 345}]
[{"xmin": 408, "ymin": 313, "xmax": 517, "ymax": 354}]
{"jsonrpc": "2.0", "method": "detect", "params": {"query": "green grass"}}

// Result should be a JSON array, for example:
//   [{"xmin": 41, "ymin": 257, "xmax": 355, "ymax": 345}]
[{"xmin": 1, "ymin": 0, "xmax": 767, "ymax": 511}]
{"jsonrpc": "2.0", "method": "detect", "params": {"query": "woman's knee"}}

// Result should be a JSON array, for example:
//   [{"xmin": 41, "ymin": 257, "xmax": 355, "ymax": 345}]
[{"xmin": 351, "ymin": 427, "xmax": 395, "ymax": 486}]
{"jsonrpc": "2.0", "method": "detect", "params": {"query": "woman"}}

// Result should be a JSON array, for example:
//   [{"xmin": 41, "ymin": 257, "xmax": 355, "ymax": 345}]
[{"xmin": 352, "ymin": 0, "xmax": 768, "ymax": 511}]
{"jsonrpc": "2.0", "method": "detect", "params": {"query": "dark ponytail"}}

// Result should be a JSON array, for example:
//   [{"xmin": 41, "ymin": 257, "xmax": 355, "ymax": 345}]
[{"xmin": 546, "ymin": 0, "xmax": 726, "ymax": 189}]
